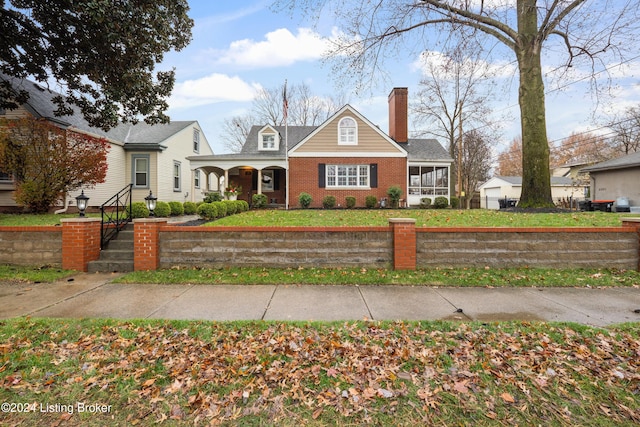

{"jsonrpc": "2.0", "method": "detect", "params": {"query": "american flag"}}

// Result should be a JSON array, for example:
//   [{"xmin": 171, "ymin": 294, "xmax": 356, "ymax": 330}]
[{"xmin": 282, "ymin": 80, "xmax": 288, "ymax": 122}]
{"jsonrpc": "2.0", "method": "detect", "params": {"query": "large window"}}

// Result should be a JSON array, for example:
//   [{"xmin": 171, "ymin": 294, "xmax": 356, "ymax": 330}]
[
  {"xmin": 338, "ymin": 117, "xmax": 357, "ymax": 145},
  {"xmin": 409, "ymin": 166, "xmax": 449, "ymax": 196},
  {"xmin": 132, "ymin": 155, "xmax": 149, "ymax": 188},
  {"xmin": 327, "ymin": 165, "xmax": 369, "ymax": 187}
]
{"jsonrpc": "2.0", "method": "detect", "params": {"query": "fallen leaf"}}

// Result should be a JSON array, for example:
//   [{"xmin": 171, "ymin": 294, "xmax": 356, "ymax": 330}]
[{"xmin": 501, "ymin": 392, "xmax": 515, "ymax": 403}]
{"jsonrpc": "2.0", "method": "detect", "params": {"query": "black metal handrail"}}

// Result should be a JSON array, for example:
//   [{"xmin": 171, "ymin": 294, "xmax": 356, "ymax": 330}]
[{"xmin": 100, "ymin": 183, "xmax": 133, "ymax": 248}]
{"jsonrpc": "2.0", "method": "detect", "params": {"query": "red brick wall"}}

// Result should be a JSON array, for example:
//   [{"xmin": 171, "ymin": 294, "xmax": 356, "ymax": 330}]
[
  {"xmin": 134, "ymin": 219, "xmax": 167, "ymax": 271},
  {"xmin": 61, "ymin": 218, "xmax": 101, "ymax": 272},
  {"xmin": 289, "ymin": 157, "xmax": 406, "ymax": 208}
]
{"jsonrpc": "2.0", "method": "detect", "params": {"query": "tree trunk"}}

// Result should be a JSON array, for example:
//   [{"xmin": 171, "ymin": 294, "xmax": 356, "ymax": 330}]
[{"xmin": 515, "ymin": 0, "xmax": 554, "ymax": 208}]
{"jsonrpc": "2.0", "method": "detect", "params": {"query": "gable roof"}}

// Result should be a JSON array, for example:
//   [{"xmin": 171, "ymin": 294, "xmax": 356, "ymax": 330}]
[
  {"xmin": 288, "ymin": 104, "xmax": 407, "ymax": 156},
  {"xmin": 479, "ymin": 176, "xmax": 574, "ymax": 189},
  {"xmin": 240, "ymin": 125, "xmax": 317, "ymax": 157},
  {"xmin": 404, "ymin": 138, "xmax": 453, "ymax": 162},
  {"xmin": 1, "ymin": 74, "xmax": 198, "ymax": 147},
  {"xmin": 580, "ymin": 150, "xmax": 640, "ymax": 172}
]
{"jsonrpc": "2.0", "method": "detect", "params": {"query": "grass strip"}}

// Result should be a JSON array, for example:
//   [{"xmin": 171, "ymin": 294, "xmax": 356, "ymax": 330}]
[{"xmin": 114, "ymin": 266, "xmax": 640, "ymax": 287}]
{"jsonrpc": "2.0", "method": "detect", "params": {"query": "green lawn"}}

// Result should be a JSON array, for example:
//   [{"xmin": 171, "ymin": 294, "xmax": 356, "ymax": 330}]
[
  {"xmin": 1, "ymin": 209, "xmax": 637, "ymax": 227},
  {"xmin": 206, "ymin": 209, "xmax": 637, "ymax": 227}
]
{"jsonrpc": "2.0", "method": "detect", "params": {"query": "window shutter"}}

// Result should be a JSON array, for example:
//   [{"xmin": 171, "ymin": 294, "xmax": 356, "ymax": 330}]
[
  {"xmin": 370, "ymin": 164, "xmax": 378, "ymax": 188},
  {"xmin": 318, "ymin": 163, "xmax": 326, "ymax": 188},
  {"xmin": 274, "ymin": 170, "xmax": 280, "ymax": 190},
  {"xmin": 252, "ymin": 170, "xmax": 258, "ymax": 191}
]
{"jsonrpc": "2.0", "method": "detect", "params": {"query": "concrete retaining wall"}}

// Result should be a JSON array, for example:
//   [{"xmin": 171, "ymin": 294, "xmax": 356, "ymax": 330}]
[
  {"xmin": 159, "ymin": 226, "xmax": 393, "ymax": 269},
  {"xmin": 0, "ymin": 227, "xmax": 62, "ymax": 266},
  {"xmin": 417, "ymin": 227, "xmax": 639, "ymax": 269}
]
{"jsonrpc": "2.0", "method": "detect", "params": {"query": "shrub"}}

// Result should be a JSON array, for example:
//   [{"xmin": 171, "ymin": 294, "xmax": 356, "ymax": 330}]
[
  {"xmin": 298, "ymin": 192, "xmax": 312, "ymax": 209},
  {"xmin": 183, "ymin": 201, "xmax": 197, "ymax": 215},
  {"xmin": 365, "ymin": 195, "xmax": 378, "ymax": 209},
  {"xmin": 223, "ymin": 200, "xmax": 237, "ymax": 215},
  {"xmin": 213, "ymin": 201, "xmax": 227, "ymax": 217},
  {"xmin": 252, "ymin": 193, "xmax": 268, "ymax": 209},
  {"xmin": 196, "ymin": 202, "xmax": 218, "ymax": 220},
  {"xmin": 386, "ymin": 186, "xmax": 403, "ymax": 208},
  {"xmin": 450, "ymin": 196, "xmax": 460, "ymax": 209},
  {"xmin": 169, "ymin": 201, "xmax": 184, "ymax": 216},
  {"xmin": 239, "ymin": 200, "xmax": 249, "ymax": 212},
  {"xmin": 204, "ymin": 192, "xmax": 223, "ymax": 203},
  {"xmin": 433, "ymin": 196, "xmax": 449, "ymax": 209},
  {"xmin": 345, "ymin": 196, "xmax": 356, "ymax": 209},
  {"xmin": 322, "ymin": 195, "xmax": 336, "ymax": 209},
  {"xmin": 130, "ymin": 202, "xmax": 149, "ymax": 218},
  {"xmin": 154, "ymin": 201, "xmax": 171, "ymax": 217},
  {"xmin": 419, "ymin": 197, "xmax": 432, "ymax": 209}
]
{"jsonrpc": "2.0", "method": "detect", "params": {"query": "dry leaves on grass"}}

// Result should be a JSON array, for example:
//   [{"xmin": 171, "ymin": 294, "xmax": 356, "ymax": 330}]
[{"xmin": 1, "ymin": 320, "xmax": 639, "ymax": 425}]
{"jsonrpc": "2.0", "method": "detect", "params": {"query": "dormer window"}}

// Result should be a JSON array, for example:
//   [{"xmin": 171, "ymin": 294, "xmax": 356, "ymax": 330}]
[
  {"xmin": 258, "ymin": 126, "xmax": 279, "ymax": 151},
  {"xmin": 338, "ymin": 117, "xmax": 357, "ymax": 145},
  {"xmin": 262, "ymin": 134, "xmax": 275, "ymax": 149}
]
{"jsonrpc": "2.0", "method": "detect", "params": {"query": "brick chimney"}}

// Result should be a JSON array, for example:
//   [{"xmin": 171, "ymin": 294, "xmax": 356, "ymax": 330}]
[{"xmin": 388, "ymin": 87, "xmax": 408, "ymax": 143}]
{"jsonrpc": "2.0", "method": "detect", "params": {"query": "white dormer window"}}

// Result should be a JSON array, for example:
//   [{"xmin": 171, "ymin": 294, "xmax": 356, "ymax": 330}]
[
  {"xmin": 262, "ymin": 134, "xmax": 275, "ymax": 149},
  {"xmin": 338, "ymin": 117, "xmax": 357, "ymax": 145},
  {"xmin": 258, "ymin": 126, "xmax": 279, "ymax": 151}
]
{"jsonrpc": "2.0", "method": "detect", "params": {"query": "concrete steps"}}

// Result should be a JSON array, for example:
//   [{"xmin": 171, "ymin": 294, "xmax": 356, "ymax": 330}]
[{"xmin": 87, "ymin": 224, "xmax": 134, "ymax": 273}]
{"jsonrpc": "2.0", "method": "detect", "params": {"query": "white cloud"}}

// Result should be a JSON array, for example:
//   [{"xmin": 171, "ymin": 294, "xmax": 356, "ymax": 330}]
[
  {"xmin": 169, "ymin": 74, "xmax": 263, "ymax": 109},
  {"xmin": 214, "ymin": 27, "xmax": 331, "ymax": 68},
  {"xmin": 413, "ymin": 51, "xmax": 517, "ymax": 80}
]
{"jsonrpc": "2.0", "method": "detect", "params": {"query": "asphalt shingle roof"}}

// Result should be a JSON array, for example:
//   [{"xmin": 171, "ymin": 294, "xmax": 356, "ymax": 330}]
[
  {"xmin": 580, "ymin": 151, "xmax": 640, "ymax": 172},
  {"xmin": 1, "ymin": 74, "xmax": 195, "ymax": 145}
]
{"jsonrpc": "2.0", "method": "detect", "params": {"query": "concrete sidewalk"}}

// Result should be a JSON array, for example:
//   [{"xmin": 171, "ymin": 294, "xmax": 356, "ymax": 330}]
[{"xmin": 1, "ymin": 273, "xmax": 639, "ymax": 326}]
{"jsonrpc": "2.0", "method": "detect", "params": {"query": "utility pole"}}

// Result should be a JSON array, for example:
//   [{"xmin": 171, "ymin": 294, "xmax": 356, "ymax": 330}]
[{"xmin": 457, "ymin": 103, "xmax": 463, "ymax": 201}]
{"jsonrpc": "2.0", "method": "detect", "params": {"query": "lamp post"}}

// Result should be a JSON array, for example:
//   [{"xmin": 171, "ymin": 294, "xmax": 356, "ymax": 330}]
[
  {"xmin": 75, "ymin": 190, "xmax": 89, "ymax": 217},
  {"xmin": 145, "ymin": 190, "xmax": 157, "ymax": 217}
]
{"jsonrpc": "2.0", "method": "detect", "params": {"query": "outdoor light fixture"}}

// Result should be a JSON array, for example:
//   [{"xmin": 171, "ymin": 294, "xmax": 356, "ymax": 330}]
[
  {"xmin": 75, "ymin": 190, "xmax": 89, "ymax": 217},
  {"xmin": 145, "ymin": 190, "xmax": 157, "ymax": 216}
]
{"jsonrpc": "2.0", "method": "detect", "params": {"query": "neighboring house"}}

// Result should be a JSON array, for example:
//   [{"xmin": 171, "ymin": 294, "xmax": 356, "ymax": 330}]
[
  {"xmin": 0, "ymin": 74, "xmax": 214, "ymax": 211},
  {"xmin": 580, "ymin": 150, "xmax": 640, "ymax": 209},
  {"xmin": 189, "ymin": 88, "xmax": 453, "ymax": 208},
  {"xmin": 478, "ymin": 176, "xmax": 584, "ymax": 209}
]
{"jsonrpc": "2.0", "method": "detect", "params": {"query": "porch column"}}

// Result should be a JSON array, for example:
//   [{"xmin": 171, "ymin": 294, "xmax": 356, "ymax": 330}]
[
  {"xmin": 257, "ymin": 169, "xmax": 263, "ymax": 194},
  {"xmin": 224, "ymin": 169, "xmax": 229, "ymax": 191}
]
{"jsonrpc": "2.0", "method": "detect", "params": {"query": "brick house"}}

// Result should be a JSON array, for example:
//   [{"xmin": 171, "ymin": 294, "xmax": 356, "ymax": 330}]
[{"xmin": 189, "ymin": 88, "xmax": 453, "ymax": 208}]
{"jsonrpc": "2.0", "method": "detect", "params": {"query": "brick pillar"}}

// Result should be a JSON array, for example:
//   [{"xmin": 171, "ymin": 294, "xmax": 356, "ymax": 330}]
[
  {"xmin": 622, "ymin": 218, "xmax": 640, "ymax": 271},
  {"xmin": 61, "ymin": 218, "xmax": 102, "ymax": 272},
  {"xmin": 134, "ymin": 218, "xmax": 167, "ymax": 271},
  {"xmin": 389, "ymin": 218, "xmax": 416, "ymax": 270}
]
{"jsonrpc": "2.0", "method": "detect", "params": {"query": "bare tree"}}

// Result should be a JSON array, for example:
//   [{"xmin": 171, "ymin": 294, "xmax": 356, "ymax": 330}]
[
  {"xmin": 274, "ymin": 0, "xmax": 640, "ymax": 207},
  {"xmin": 220, "ymin": 82, "xmax": 343, "ymax": 152},
  {"xmin": 412, "ymin": 45, "xmax": 504, "ymax": 196},
  {"xmin": 461, "ymin": 129, "xmax": 492, "ymax": 209},
  {"xmin": 220, "ymin": 114, "xmax": 254, "ymax": 153},
  {"xmin": 604, "ymin": 107, "xmax": 640, "ymax": 155}
]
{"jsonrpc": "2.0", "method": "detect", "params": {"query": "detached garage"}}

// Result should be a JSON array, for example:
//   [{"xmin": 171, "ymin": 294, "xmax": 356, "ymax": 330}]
[
  {"xmin": 581, "ymin": 151, "xmax": 640, "ymax": 212},
  {"xmin": 478, "ymin": 176, "xmax": 584, "ymax": 209}
]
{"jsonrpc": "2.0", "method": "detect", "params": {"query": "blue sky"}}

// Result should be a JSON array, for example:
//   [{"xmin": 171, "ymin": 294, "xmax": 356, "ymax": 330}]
[{"xmin": 162, "ymin": 1, "xmax": 640, "ymax": 157}]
